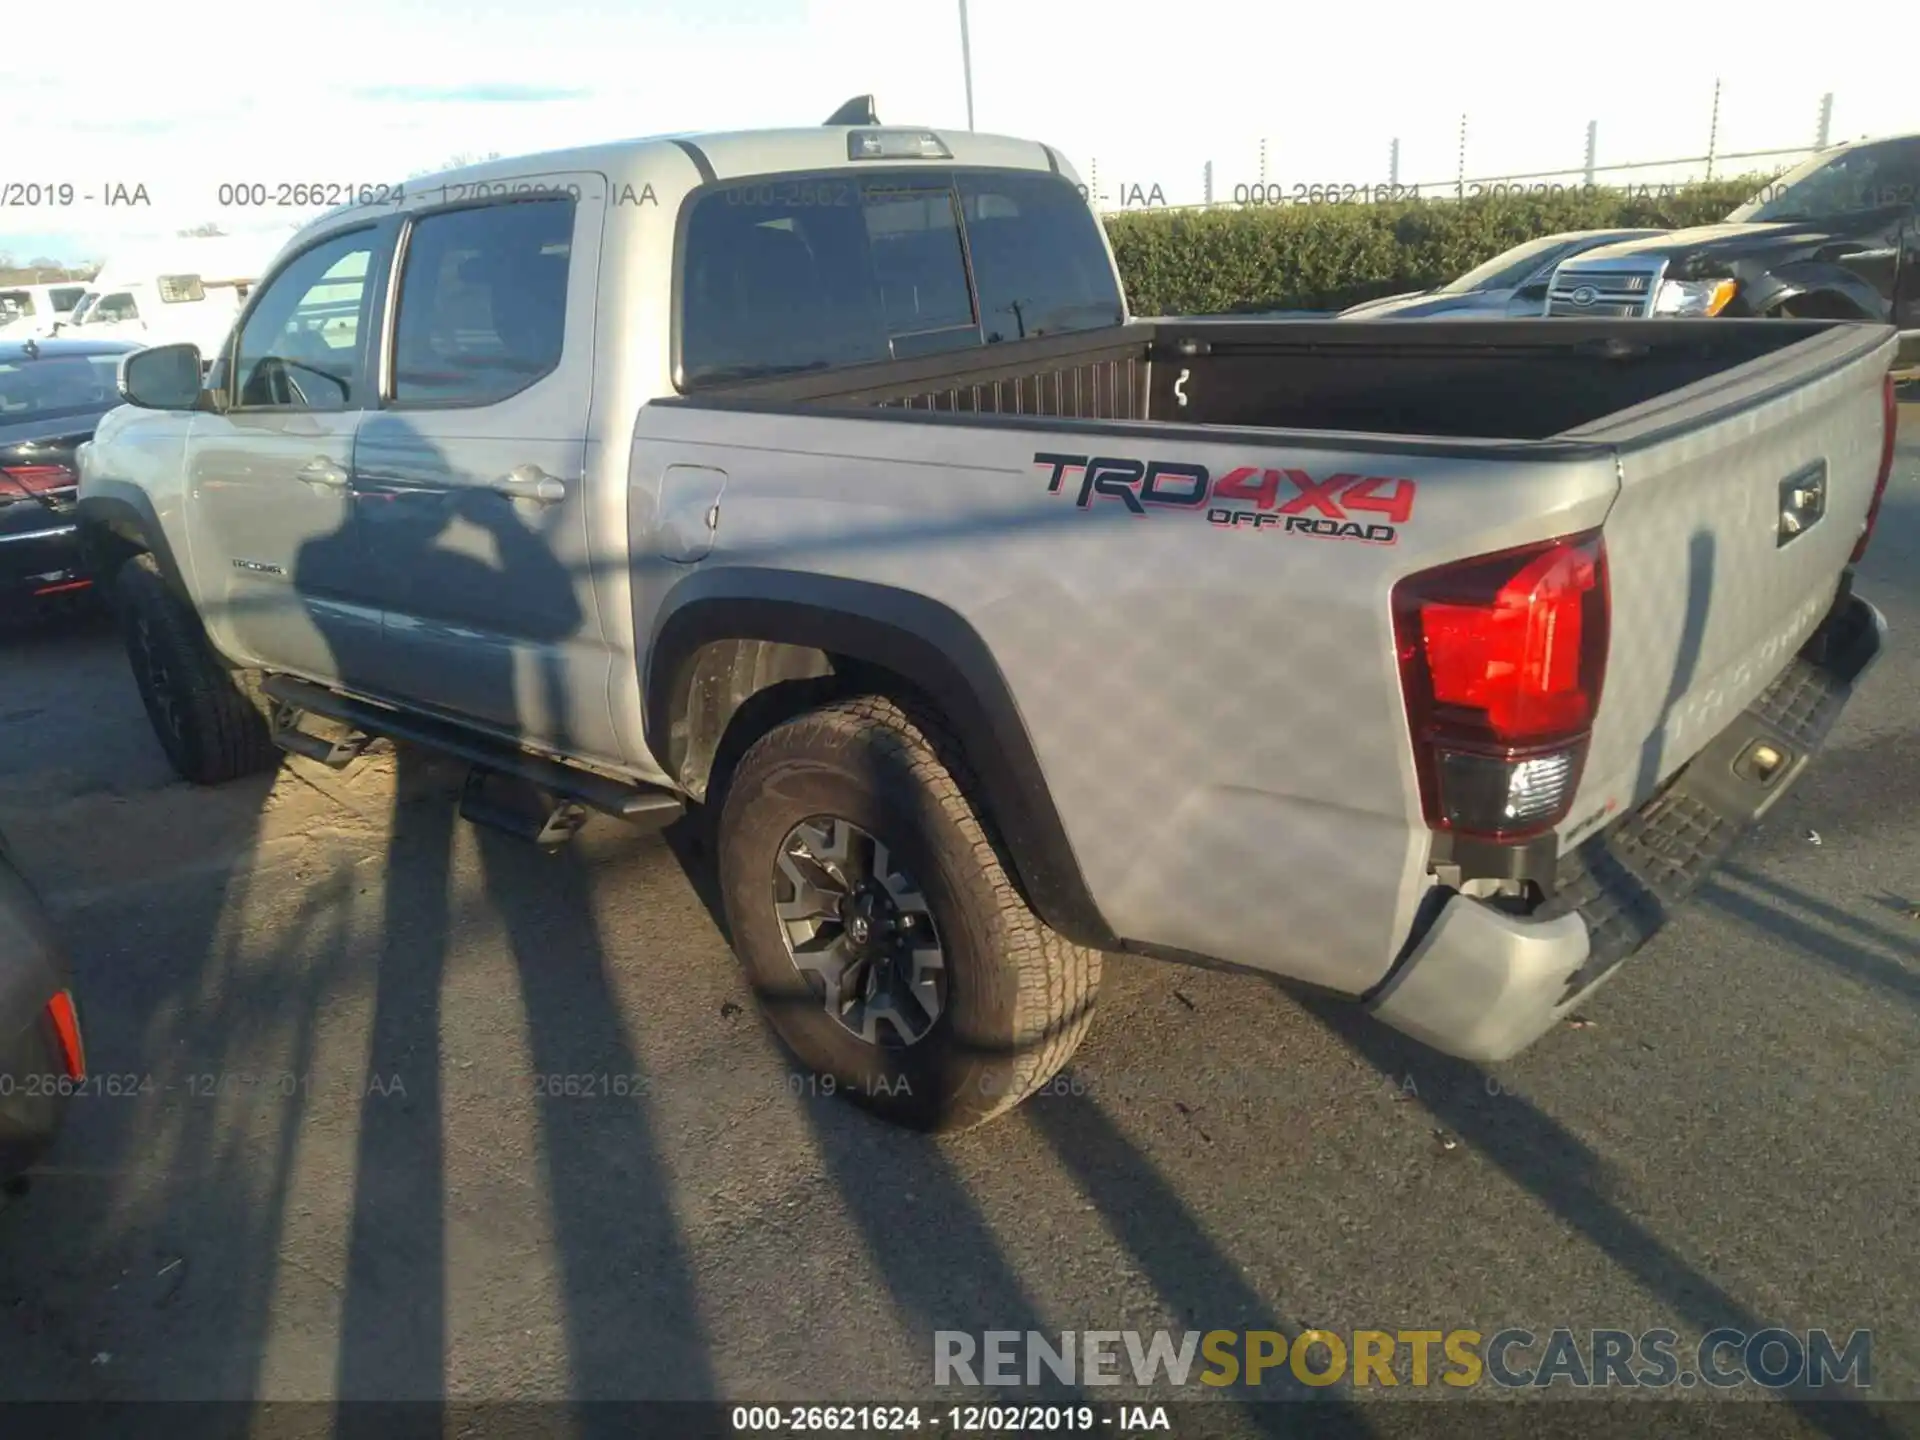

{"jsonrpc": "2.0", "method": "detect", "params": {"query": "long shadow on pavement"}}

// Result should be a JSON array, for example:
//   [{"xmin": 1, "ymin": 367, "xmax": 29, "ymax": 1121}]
[
  {"xmin": 1029, "ymin": 1086, "xmax": 1377, "ymax": 1437},
  {"xmin": 473, "ymin": 822, "xmax": 718, "ymax": 1411},
  {"xmin": 0, "ymin": 599, "xmax": 293, "ymax": 1404},
  {"xmin": 1705, "ymin": 862, "xmax": 1920, "ymax": 1011},
  {"xmin": 664, "ymin": 817, "xmax": 1072, "ymax": 1403},
  {"xmin": 1298, "ymin": 993, "xmax": 1900, "ymax": 1440}
]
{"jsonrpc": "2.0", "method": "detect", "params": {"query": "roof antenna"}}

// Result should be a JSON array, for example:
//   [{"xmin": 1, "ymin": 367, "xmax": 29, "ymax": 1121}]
[{"xmin": 825, "ymin": 95, "xmax": 880, "ymax": 126}]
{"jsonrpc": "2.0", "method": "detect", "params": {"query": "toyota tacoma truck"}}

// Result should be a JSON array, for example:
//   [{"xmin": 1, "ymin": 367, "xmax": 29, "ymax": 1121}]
[{"xmin": 76, "ymin": 111, "xmax": 1899, "ymax": 1131}]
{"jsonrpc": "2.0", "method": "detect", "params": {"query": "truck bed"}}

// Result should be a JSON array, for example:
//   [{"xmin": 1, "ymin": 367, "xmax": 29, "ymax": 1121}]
[
  {"xmin": 643, "ymin": 312, "xmax": 1895, "ymax": 1001},
  {"xmin": 686, "ymin": 316, "xmax": 1864, "ymax": 443}
]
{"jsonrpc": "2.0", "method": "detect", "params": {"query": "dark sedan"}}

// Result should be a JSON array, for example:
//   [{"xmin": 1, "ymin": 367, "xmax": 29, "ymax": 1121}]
[
  {"xmin": 0, "ymin": 830, "xmax": 85, "ymax": 1192},
  {"xmin": 1, "ymin": 336, "xmax": 143, "ymax": 616}
]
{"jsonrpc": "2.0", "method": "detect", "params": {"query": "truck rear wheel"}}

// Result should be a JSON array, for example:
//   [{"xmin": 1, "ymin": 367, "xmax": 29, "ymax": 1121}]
[
  {"xmin": 715, "ymin": 695, "xmax": 1102, "ymax": 1131},
  {"xmin": 114, "ymin": 554, "xmax": 279, "ymax": 786}
]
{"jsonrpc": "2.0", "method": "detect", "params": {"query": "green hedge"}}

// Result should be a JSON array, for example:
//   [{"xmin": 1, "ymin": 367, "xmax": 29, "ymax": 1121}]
[{"xmin": 1102, "ymin": 178, "xmax": 1766, "ymax": 316}]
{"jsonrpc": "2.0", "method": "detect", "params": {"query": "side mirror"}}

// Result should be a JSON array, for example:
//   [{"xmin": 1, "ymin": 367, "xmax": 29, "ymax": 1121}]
[{"xmin": 118, "ymin": 342, "xmax": 205, "ymax": 410}]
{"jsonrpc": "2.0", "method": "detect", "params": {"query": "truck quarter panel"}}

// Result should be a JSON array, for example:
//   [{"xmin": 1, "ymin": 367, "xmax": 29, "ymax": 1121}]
[{"xmin": 636, "ymin": 402, "xmax": 1620, "ymax": 994}]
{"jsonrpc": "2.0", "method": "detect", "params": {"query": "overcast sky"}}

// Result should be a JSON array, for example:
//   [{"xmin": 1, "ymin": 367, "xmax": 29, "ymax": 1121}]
[{"xmin": 3, "ymin": 0, "xmax": 1913, "ymax": 264}]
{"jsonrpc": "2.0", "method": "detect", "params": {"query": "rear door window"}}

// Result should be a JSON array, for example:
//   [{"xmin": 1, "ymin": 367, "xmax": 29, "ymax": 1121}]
[
  {"xmin": 678, "ymin": 168, "xmax": 1122, "ymax": 389},
  {"xmin": 389, "ymin": 197, "xmax": 575, "ymax": 406}
]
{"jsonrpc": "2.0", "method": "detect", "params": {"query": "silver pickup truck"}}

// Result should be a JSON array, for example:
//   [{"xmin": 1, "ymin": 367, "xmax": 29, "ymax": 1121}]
[{"xmin": 76, "ymin": 119, "xmax": 1899, "ymax": 1131}]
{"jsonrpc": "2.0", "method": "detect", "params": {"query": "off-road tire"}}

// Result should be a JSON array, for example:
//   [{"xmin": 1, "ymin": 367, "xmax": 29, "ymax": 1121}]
[
  {"xmin": 114, "ymin": 554, "xmax": 279, "ymax": 785},
  {"xmin": 716, "ymin": 694, "xmax": 1102, "ymax": 1132}
]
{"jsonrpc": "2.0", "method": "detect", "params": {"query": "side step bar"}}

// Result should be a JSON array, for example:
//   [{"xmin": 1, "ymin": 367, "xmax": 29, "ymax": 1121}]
[{"xmin": 261, "ymin": 675, "xmax": 685, "ymax": 836}]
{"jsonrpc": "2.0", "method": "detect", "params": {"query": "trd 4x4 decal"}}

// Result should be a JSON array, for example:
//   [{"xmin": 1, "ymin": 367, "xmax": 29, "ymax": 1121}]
[{"xmin": 1033, "ymin": 452, "xmax": 1415, "ymax": 544}]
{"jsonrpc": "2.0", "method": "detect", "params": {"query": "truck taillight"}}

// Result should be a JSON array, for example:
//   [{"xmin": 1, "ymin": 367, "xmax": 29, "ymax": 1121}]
[
  {"xmin": 0, "ymin": 462, "xmax": 78, "ymax": 495},
  {"xmin": 46, "ymin": 990, "xmax": 86, "ymax": 1080},
  {"xmin": 1392, "ymin": 531, "xmax": 1610, "ymax": 842},
  {"xmin": 1852, "ymin": 373, "xmax": 1899, "ymax": 564}
]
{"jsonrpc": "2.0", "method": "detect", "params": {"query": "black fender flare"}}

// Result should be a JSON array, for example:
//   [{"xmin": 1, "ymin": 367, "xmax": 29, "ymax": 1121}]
[
  {"xmin": 1744, "ymin": 262, "xmax": 1889, "ymax": 321},
  {"xmin": 644, "ymin": 567, "xmax": 1119, "ymax": 950},
  {"xmin": 74, "ymin": 489, "xmax": 188, "ymax": 595}
]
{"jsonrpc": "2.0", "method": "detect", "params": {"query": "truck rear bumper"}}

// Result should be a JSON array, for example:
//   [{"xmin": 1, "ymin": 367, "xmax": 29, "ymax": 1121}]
[{"xmin": 1367, "ymin": 588, "xmax": 1886, "ymax": 1064}]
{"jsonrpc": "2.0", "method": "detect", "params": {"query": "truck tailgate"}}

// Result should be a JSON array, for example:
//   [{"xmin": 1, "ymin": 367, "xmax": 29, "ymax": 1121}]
[{"xmin": 1558, "ymin": 323, "xmax": 1897, "ymax": 841}]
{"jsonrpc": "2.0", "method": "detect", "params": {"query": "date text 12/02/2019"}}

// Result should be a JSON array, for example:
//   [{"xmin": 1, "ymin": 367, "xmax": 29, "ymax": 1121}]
[{"xmin": 729, "ymin": 1405, "xmax": 1171, "ymax": 1432}]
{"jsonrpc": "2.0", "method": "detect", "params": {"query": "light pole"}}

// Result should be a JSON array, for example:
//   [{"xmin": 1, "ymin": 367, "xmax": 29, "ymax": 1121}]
[{"xmin": 958, "ymin": 0, "xmax": 976, "ymax": 130}]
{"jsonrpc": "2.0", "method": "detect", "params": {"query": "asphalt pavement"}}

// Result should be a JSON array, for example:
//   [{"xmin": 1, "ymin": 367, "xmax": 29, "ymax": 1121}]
[{"xmin": 0, "ymin": 412, "xmax": 1916, "ymax": 1433}]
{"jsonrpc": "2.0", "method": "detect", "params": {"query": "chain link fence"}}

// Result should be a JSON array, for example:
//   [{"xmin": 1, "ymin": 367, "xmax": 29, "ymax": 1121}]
[{"xmin": 1075, "ymin": 85, "xmax": 1842, "ymax": 214}]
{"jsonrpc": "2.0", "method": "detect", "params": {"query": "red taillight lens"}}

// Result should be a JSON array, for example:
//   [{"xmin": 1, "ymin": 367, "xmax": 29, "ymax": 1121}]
[
  {"xmin": 1393, "ymin": 531, "xmax": 1611, "ymax": 841},
  {"xmin": 0, "ymin": 463, "xmax": 79, "ymax": 495},
  {"xmin": 45, "ymin": 990, "xmax": 86, "ymax": 1080},
  {"xmin": 1852, "ymin": 373, "xmax": 1899, "ymax": 564}
]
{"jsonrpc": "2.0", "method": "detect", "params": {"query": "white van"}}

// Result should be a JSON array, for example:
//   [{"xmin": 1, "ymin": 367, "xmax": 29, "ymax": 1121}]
[
  {"xmin": 56, "ymin": 232, "xmax": 295, "ymax": 355},
  {"xmin": 0, "ymin": 282, "xmax": 91, "ymax": 337}
]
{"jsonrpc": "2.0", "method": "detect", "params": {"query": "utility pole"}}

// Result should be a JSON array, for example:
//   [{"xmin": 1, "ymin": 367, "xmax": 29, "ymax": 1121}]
[
  {"xmin": 1584, "ymin": 120, "xmax": 1597, "ymax": 187},
  {"xmin": 1389, "ymin": 137, "xmax": 1399, "ymax": 188},
  {"xmin": 1705, "ymin": 77, "xmax": 1722, "ymax": 179},
  {"xmin": 1456, "ymin": 114, "xmax": 1467, "ymax": 199},
  {"xmin": 1815, "ymin": 92, "xmax": 1834, "ymax": 148},
  {"xmin": 1259, "ymin": 138, "xmax": 1268, "ymax": 188},
  {"xmin": 957, "ymin": 0, "xmax": 975, "ymax": 130},
  {"xmin": 1203, "ymin": 160, "xmax": 1213, "ymax": 206}
]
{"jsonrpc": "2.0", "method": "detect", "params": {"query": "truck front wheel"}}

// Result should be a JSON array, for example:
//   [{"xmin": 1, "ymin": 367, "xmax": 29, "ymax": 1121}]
[
  {"xmin": 715, "ymin": 695, "xmax": 1102, "ymax": 1131},
  {"xmin": 114, "ymin": 554, "xmax": 279, "ymax": 786}
]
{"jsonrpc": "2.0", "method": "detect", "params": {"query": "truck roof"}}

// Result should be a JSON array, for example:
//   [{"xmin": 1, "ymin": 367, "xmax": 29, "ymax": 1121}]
[
  {"xmin": 288, "ymin": 124, "xmax": 1078, "ymax": 259},
  {"xmin": 404, "ymin": 125, "xmax": 1068, "ymax": 192}
]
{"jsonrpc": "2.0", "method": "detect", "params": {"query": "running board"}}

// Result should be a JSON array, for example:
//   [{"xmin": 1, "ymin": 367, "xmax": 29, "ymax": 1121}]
[
  {"xmin": 269, "ymin": 702, "xmax": 372, "ymax": 770},
  {"xmin": 261, "ymin": 675, "xmax": 686, "ymax": 832}
]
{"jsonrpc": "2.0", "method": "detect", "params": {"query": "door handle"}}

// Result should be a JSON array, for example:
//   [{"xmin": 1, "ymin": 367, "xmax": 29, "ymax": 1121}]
[
  {"xmin": 489, "ymin": 465, "xmax": 566, "ymax": 504},
  {"xmin": 295, "ymin": 457, "xmax": 350, "ymax": 489}
]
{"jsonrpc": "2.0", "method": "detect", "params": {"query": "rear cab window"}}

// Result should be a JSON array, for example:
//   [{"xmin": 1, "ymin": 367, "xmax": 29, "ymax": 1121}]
[{"xmin": 677, "ymin": 167, "xmax": 1123, "ymax": 389}]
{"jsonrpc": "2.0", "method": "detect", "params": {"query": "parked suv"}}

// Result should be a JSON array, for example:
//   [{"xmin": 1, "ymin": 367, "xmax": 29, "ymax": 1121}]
[
  {"xmin": 78, "ymin": 117, "xmax": 1897, "ymax": 1131},
  {"xmin": 1547, "ymin": 131, "xmax": 1919, "ymax": 338}
]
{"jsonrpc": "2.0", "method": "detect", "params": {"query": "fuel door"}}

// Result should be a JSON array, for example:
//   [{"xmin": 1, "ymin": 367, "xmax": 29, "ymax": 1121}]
[{"xmin": 656, "ymin": 464, "xmax": 727, "ymax": 563}]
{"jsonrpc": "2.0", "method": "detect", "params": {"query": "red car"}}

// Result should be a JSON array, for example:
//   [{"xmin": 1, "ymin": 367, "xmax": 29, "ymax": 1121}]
[{"xmin": 1, "ymin": 334, "xmax": 143, "ymax": 618}]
